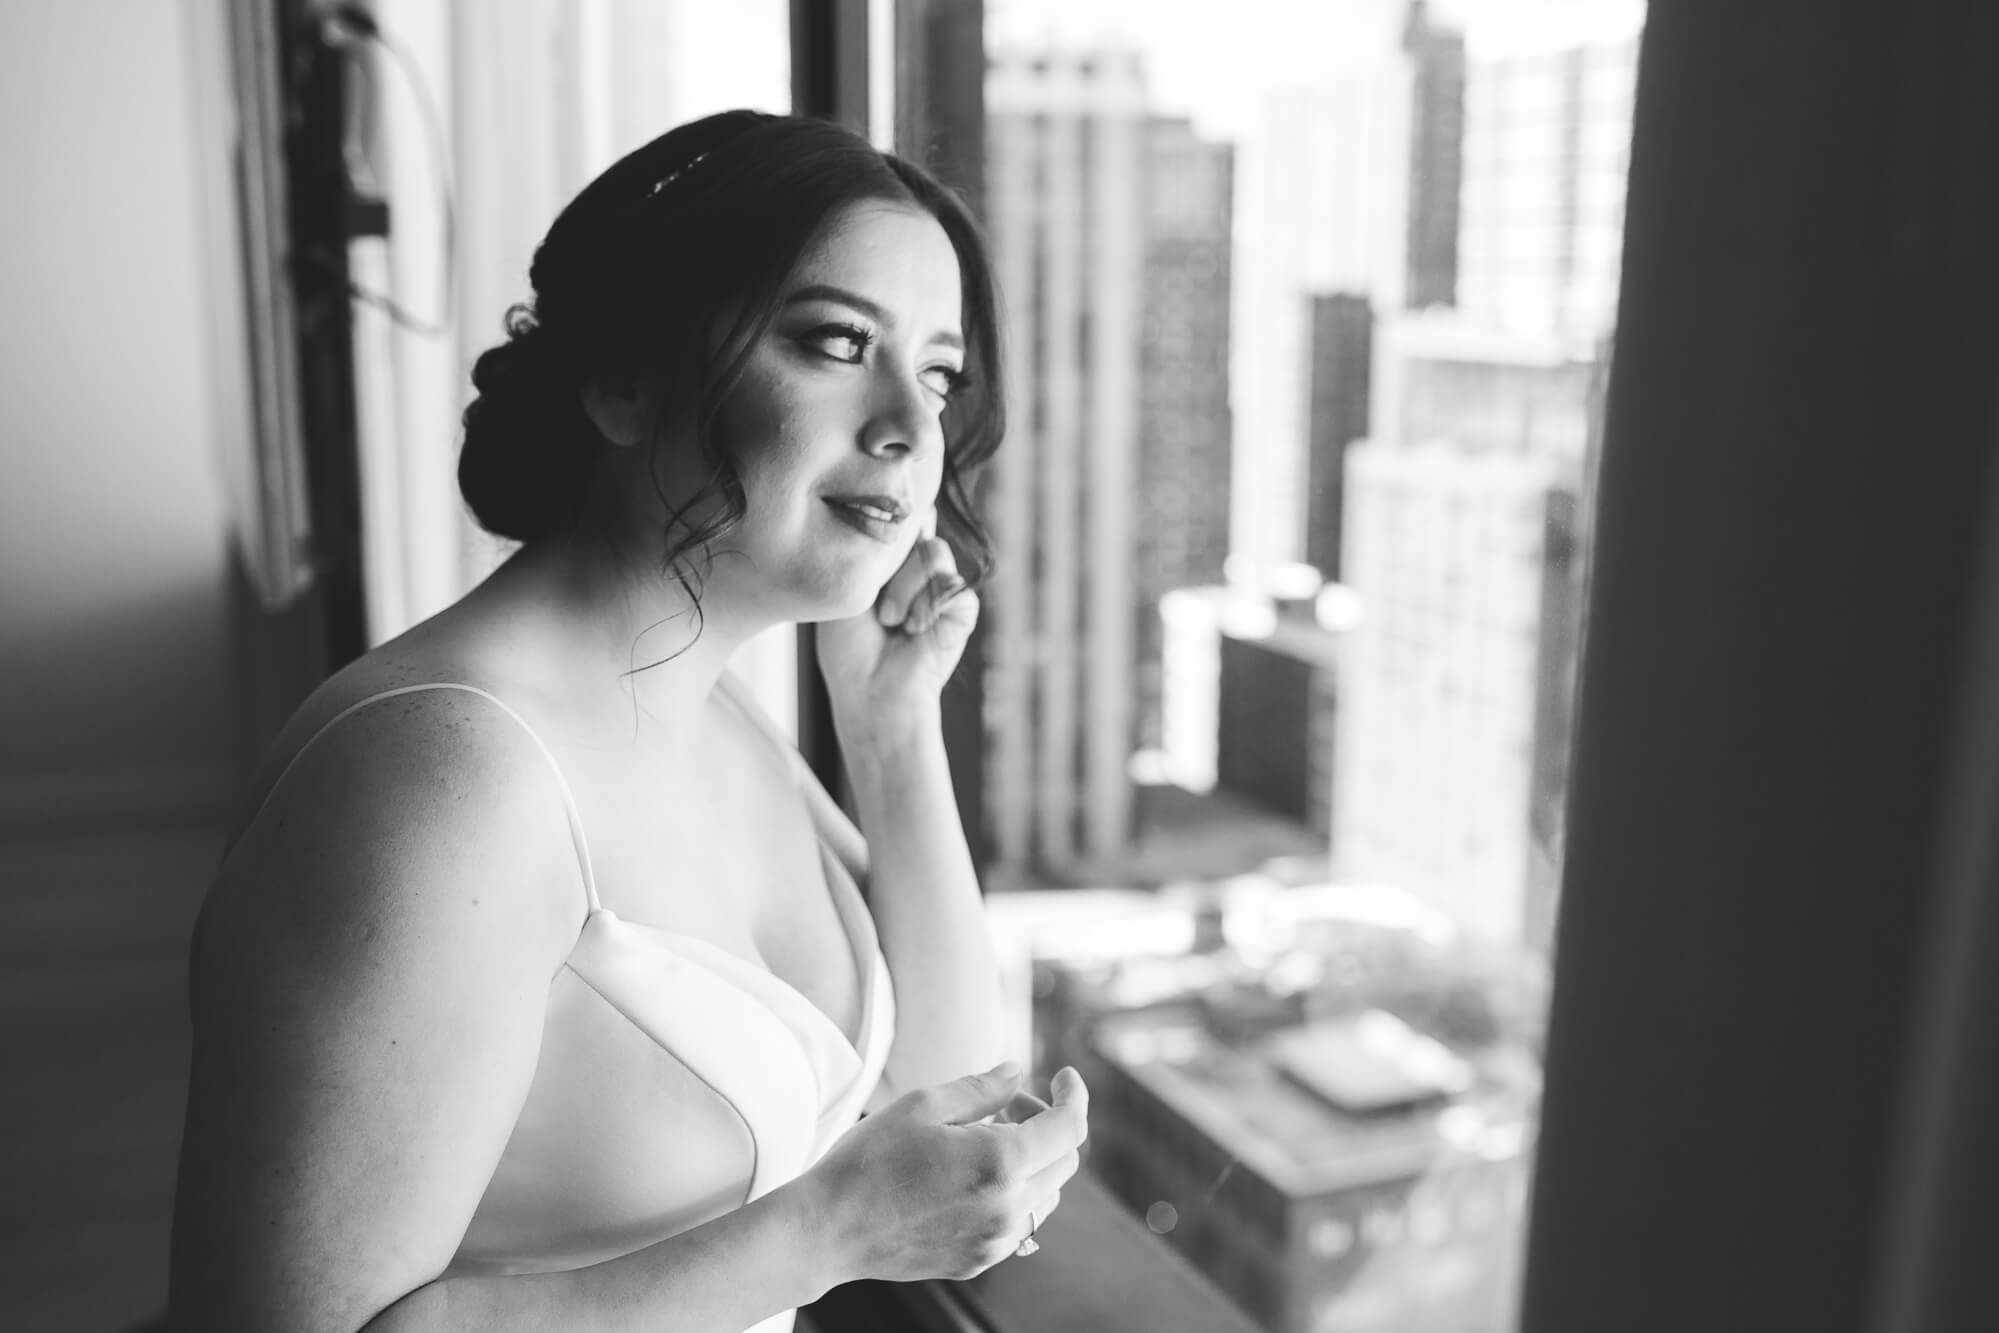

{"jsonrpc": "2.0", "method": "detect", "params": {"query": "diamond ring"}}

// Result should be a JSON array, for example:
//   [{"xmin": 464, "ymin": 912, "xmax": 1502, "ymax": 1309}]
[{"xmin": 1015, "ymin": 1209, "xmax": 1041, "ymax": 1257}]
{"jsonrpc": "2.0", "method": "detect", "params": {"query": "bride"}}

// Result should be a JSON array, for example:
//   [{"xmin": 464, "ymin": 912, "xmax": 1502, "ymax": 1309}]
[{"xmin": 168, "ymin": 109, "xmax": 1089, "ymax": 1333}]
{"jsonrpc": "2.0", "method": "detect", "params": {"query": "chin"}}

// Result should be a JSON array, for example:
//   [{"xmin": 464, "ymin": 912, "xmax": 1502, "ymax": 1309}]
[
  {"xmin": 782, "ymin": 559, "xmax": 896, "ymax": 625},
  {"xmin": 786, "ymin": 590, "xmax": 872, "ymax": 626}
]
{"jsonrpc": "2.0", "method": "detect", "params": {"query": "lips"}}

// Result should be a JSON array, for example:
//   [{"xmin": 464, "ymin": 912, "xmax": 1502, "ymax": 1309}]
[{"xmin": 822, "ymin": 493, "xmax": 910, "ymax": 542}]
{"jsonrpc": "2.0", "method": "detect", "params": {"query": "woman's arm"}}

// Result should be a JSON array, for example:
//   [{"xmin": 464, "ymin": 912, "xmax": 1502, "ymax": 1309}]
[
  {"xmin": 168, "ymin": 691, "xmax": 844, "ymax": 1333},
  {"xmin": 387, "ymin": 1056, "xmax": 1077, "ymax": 1329},
  {"xmin": 834, "ymin": 700, "xmax": 1008, "ymax": 1094},
  {"xmin": 813, "ymin": 532, "xmax": 1012, "ymax": 1095},
  {"xmin": 365, "ymin": 1182, "xmax": 840, "ymax": 1333}
]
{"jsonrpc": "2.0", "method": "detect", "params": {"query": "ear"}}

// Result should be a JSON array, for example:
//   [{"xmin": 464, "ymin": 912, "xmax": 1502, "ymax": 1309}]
[{"xmin": 579, "ymin": 377, "xmax": 649, "ymax": 448}]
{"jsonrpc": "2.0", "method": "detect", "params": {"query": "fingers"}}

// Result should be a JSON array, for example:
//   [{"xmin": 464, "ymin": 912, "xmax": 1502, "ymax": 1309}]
[
  {"xmin": 1051, "ymin": 1065, "xmax": 1087, "ymax": 1112},
  {"xmin": 970, "ymin": 1088, "xmax": 1045, "ymax": 1128},
  {"xmin": 999, "ymin": 1188, "xmax": 1062, "ymax": 1262},
  {"xmin": 1021, "ymin": 1145, "xmax": 1079, "ymax": 1198},
  {"xmin": 1000, "ymin": 1066, "xmax": 1090, "ymax": 1168},
  {"xmin": 1009, "ymin": 1171, "xmax": 1069, "ymax": 1263},
  {"xmin": 916, "ymin": 580, "xmax": 977, "ymax": 640},
  {"xmin": 912, "ymin": 1060, "xmax": 1023, "ymax": 1126},
  {"xmin": 873, "ymin": 538, "xmax": 934, "ymax": 629},
  {"xmin": 875, "ymin": 534, "xmax": 966, "ymax": 634},
  {"xmin": 995, "ymin": 1089, "xmax": 1051, "ymax": 1126}
]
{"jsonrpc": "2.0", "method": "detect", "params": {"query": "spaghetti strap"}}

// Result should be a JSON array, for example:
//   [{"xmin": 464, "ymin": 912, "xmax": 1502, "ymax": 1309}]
[{"xmin": 256, "ymin": 683, "xmax": 603, "ymax": 914}]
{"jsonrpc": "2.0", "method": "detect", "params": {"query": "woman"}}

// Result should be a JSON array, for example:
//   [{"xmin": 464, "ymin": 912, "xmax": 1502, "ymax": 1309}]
[{"xmin": 169, "ymin": 109, "xmax": 1089, "ymax": 1333}]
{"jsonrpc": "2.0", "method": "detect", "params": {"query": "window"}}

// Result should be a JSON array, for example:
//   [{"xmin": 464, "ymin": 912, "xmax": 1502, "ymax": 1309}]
[{"xmin": 903, "ymin": 3, "xmax": 1647, "ymax": 1330}]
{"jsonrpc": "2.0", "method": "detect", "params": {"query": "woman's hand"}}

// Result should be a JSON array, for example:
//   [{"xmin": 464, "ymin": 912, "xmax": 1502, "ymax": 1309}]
[
  {"xmin": 815, "ymin": 528, "xmax": 978, "ymax": 726},
  {"xmin": 801, "ymin": 1061, "xmax": 1090, "ymax": 1283}
]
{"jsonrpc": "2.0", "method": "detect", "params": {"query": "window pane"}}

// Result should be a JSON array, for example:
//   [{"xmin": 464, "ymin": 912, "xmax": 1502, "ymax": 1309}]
[
  {"xmin": 598, "ymin": 0, "xmax": 790, "ymax": 154},
  {"xmin": 944, "ymin": 2, "xmax": 1646, "ymax": 1330}
]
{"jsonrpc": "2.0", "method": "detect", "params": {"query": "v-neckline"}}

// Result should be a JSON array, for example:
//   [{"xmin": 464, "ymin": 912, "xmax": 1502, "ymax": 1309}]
[{"xmin": 581, "ymin": 839, "xmax": 875, "ymax": 1056}]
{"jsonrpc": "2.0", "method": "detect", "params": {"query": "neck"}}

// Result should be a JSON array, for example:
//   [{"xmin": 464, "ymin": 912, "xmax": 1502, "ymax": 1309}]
[{"xmin": 490, "ymin": 527, "xmax": 770, "ymax": 736}]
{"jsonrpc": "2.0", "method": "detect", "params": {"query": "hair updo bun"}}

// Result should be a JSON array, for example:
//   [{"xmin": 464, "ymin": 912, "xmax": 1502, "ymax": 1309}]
[
  {"xmin": 458, "ymin": 307, "xmax": 599, "ymax": 543},
  {"xmin": 455, "ymin": 109, "xmax": 1007, "ymax": 586}
]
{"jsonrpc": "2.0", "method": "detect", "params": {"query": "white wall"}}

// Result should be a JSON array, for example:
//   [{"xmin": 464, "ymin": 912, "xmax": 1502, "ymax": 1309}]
[{"xmin": 0, "ymin": 0, "xmax": 236, "ymax": 823}]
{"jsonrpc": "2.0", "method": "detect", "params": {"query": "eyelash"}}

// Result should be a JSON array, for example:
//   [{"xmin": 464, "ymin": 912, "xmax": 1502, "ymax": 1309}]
[{"xmin": 804, "ymin": 321, "xmax": 970, "ymax": 399}]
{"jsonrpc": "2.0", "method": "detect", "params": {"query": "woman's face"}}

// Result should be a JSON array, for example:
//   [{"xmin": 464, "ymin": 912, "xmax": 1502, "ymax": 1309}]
[{"xmin": 702, "ymin": 199, "xmax": 966, "ymax": 624}]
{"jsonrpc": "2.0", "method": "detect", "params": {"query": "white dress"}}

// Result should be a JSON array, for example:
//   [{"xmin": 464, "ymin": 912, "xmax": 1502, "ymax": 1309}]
[{"xmin": 254, "ymin": 681, "xmax": 897, "ymax": 1333}]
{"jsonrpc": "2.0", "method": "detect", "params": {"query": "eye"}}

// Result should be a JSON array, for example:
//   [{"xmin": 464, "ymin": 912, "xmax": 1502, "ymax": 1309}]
[
  {"xmin": 803, "ymin": 322, "xmax": 874, "ymax": 363},
  {"xmin": 922, "ymin": 364, "xmax": 970, "ymax": 400}
]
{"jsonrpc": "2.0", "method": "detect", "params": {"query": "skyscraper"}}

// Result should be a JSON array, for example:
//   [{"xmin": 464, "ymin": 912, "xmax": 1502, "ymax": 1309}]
[
  {"xmin": 984, "ymin": 49, "xmax": 1147, "ymax": 883},
  {"xmin": 1369, "ymin": 313, "xmax": 1598, "ymax": 463},
  {"xmin": 1230, "ymin": 0, "xmax": 1467, "ymax": 570},
  {"xmin": 1216, "ymin": 614, "xmax": 1341, "ymax": 841},
  {"xmin": 1303, "ymin": 293, "xmax": 1375, "ymax": 582},
  {"xmin": 1334, "ymin": 441, "xmax": 1581, "ymax": 947},
  {"xmin": 1454, "ymin": 4, "xmax": 1643, "ymax": 336},
  {"xmin": 1136, "ymin": 116, "xmax": 1234, "ymax": 751},
  {"xmin": 1230, "ymin": 0, "xmax": 1408, "ymax": 570},
  {"xmin": 1403, "ymin": 0, "xmax": 1467, "ymax": 309},
  {"xmin": 1328, "ymin": 4, "xmax": 1642, "ymax": 945}
]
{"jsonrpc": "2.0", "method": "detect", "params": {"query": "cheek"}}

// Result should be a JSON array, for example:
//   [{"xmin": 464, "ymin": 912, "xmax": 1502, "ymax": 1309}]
[
  {"xmin": 718, "ymin": 376, "xmax": 817, "ymax": 510},
  {"xmin": 717, "ymin": 361, "xmax": 789, "ymax": 453},
  {"xmin": 918, "ymin": 452, "xmax": 949, "ymax": 515}
]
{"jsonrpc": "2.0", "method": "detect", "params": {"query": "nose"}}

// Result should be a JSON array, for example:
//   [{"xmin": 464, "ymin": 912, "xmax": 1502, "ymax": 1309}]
[{"xmin": 859, "ymin": 362, "xmax": 944, "ymax": 462}]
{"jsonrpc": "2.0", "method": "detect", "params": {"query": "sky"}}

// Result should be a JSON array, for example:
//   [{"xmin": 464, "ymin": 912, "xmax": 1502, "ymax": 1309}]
[{"xmin": 986, "ymin": 0, "xmax": 1645, "ymax": 140}]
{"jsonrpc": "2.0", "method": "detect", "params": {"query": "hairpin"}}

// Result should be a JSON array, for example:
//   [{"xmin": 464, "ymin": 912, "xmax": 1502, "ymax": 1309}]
[{"xmin": 647, "ymin": 149, "xmax": 714, "ymax": 199}]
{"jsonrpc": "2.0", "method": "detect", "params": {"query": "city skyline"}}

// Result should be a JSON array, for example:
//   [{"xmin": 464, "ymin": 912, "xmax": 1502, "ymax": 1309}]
[
  {"xmin": 968, "ymin": 8, "xmax": 1645, "ymax": 1331},
  {"xmin": 975, "ymin": 2, "xmax": 1643, "ymax": 953},
  {"xmin": 983, "ymin": 47, "xmax": 1150, "ymax": 883}
]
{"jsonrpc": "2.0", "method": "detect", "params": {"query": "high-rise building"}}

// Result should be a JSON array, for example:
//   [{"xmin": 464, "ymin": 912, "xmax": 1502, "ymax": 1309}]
[
  {"xmin": 984, "ymin": 49, "xmax": 1147, "ymax": 882},
  {"xmin": 1403, "ymin": 0, "xmax": 1467, "ymax": 309},
  {"xmin": 1136, "ymin": 116, "xmax": 1235, "ymax": 751},
  {"xmin": 1230, "ymin": 0, "xmax": 1406, "ymax": 571},
  {"xmin": 1230, "ymin": 0, "xmax": 1467, "ymax": 570},
  {"xmin": 1455, "ymin": 3, "xmax": 1644, "ymax": 336},
  {"xmin": 1156, "ymin": 585, "xmax": 1230, "ymax": 796},
  {"xmin": 1370, "ymin": 312, "xmax": 1598, "ymax": 463},
  {"xmin": 1334, "ymin": 440, "xmax": 1581, "ymax": 947},
  {"xmin": 1330, "ymin": 3, "xmax": 1641, "ymax": 945},
  {"xmin": 1216, "ymin": 613, "xmax": 1341, "ymax": 842},
  {"xmin": 1330, "ymin": 314, "xmax": 1598, "ymax": 947},
  {"xmin": 1303, "ymin": 293, "xmax": 1375, "ymax": 581}
]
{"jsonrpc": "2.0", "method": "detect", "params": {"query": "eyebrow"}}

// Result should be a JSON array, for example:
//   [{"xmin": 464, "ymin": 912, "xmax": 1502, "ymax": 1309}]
[{"xmin": 783, "ymin": 283, "xmax": 964, "ymax": 351}]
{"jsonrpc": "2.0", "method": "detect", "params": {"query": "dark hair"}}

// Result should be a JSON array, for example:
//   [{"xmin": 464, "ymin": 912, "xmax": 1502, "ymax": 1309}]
[{"xmin": 458, "ymin": 110, "xmax": 1005, "ymax": 589}]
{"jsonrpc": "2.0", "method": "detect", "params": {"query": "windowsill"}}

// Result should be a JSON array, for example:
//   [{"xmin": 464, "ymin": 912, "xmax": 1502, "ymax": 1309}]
[{"xmin": 805, "ymin": 1168, "xmax": 1262, "ymax": 1333}]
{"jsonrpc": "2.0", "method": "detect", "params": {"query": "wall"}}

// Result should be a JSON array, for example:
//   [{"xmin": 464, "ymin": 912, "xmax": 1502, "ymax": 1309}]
[{"xmin": 0, "ymin": 0, "xmax": 237, "ymax": 826}]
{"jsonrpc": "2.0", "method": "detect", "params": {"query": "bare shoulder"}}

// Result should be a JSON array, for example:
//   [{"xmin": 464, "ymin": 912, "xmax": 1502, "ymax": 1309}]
[
  {"xmin": 200, "ymin": 676, "xmax": 587, "ymax": 985},
  {"xmin": 174, "ymin": 678, "xmax": 586, "ymax": 1328}
]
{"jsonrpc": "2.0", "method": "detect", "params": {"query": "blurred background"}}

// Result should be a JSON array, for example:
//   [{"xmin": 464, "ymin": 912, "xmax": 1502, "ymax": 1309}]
[{"xmin": 8, "ymin": 3, "xmax": 1993, "ymax": 1333}]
